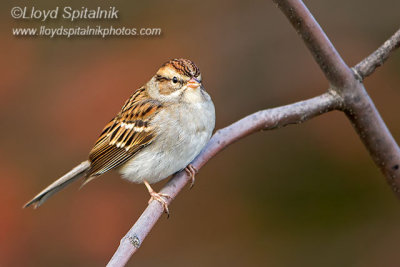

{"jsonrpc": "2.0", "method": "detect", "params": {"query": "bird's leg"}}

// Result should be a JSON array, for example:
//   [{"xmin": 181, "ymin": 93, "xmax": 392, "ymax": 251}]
[
  {"xmin": 144, "ymin": 180, "xmax": 171, "ymax": 216},
  {"xmin": 185, "ymin": 164, "xmax": 198, "ymax": 189}
]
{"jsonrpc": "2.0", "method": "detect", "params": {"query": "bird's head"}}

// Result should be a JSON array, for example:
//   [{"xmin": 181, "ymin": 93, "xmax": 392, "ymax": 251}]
[{"xmin": 148, "ymin": 58, "xmax": 205, "ymax": 103}]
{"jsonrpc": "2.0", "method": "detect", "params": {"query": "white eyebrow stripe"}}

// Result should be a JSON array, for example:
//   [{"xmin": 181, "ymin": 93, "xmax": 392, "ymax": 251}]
[{"xmin": 157, "ymin": 66, "xmax": 187, "ymax": 81}]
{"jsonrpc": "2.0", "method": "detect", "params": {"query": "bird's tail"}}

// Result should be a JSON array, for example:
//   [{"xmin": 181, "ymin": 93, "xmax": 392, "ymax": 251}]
[{"xmin": 23, "ymin": 161, "xmax": 91, "ymax": 209}]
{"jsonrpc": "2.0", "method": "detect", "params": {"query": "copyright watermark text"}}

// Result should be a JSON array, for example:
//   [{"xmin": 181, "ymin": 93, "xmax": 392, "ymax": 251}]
[
  {"xmin": 11, "ymin": 6, "xmax": 119, "ymax": 22},
  {"xmin": 12, "ymin": 26, "xmax": 162, "ymax": 38},
  {"xmin": 11, "ymin": 6, "xmax": 163, "ymax": 39}
]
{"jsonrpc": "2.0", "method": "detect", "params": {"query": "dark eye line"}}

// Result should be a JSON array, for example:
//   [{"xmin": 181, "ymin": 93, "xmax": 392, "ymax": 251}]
[
  {"xmin": 156, "ymin": 75, "xmax": 185, "ymax": 86},
  {"xmin": 155, "ymin": 75, "xmax": 168, "ymax": 82}
]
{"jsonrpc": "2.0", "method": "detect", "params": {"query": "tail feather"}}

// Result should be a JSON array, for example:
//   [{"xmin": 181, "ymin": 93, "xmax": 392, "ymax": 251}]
[{"xmin": 24, "ymin": 161, "xmax": 91, "ymax": 209}]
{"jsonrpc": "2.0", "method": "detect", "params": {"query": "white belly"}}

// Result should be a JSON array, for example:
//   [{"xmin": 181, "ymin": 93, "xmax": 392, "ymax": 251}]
[{"xmin": 118, "ymin": 99, "xmax": 215, "ymax": 184}]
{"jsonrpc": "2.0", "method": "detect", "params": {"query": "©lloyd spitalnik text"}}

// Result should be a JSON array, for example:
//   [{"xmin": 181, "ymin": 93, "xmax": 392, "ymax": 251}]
[{"xmin": 15, "ymin": 6, "xmax": 119, "ymax": 22}]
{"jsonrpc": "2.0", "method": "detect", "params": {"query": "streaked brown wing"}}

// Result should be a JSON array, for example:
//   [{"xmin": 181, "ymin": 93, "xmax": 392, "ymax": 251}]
[{"xmin": 86, "ymin": 87, "xmax": 162, "ymax": 179}]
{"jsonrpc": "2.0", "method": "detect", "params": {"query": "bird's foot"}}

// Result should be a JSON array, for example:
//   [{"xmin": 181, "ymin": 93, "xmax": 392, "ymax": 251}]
[
  {"xmin": 144, "ymin": 180, "xmax": 171, "ymax": 217},
  {"xmin": 185, "ymin": 164, "xmax": 198, "ymax": 189}
]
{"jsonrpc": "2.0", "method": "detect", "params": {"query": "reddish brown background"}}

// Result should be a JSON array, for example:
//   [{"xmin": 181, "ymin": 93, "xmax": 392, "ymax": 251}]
[{"xmin": 1, "ymin": 0, "xmax": 400, "ymax": 266}]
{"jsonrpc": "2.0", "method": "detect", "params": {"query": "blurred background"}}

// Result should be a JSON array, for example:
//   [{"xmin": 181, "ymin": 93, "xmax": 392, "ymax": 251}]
[{"xmin": 1, "ymin": 0, "xmax": 400, "ymax": 266}]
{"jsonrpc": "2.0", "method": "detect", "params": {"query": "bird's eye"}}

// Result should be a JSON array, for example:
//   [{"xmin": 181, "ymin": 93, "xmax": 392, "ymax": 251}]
[{"xmin": 172, "ymin": 77, "xmax": 178, "ymax": 83}]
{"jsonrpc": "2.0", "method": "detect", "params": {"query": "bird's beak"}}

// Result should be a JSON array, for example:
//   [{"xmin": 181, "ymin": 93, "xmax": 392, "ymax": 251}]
[{"xmin": 187, "ymin": 78, "xmax": 201, "ymax": 89}]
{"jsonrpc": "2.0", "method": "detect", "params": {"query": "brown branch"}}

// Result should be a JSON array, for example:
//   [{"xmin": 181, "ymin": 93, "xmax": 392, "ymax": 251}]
[
  {"xmin": 343, "ymin": 83, "xmax": 400, "ymax": 191},
  {"xmin": 107, "ymin": 92, "xmax": 341, "ymax": 267},
  {"xmin": 107, "ymin": 1, "xmax": 400, "ymax": 266},
  {"xmin": 274, "ymin": 0, "xmax": 400, "ymax": 195},
  {"xmin": 354, "ymin": 28, "xmax": 400, "ymax": 80}
]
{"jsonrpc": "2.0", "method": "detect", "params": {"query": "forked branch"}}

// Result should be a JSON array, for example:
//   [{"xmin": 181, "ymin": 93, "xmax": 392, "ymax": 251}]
[{"xmin": 274, "ymin": 0, "xmax": 400, "ymax": 194}]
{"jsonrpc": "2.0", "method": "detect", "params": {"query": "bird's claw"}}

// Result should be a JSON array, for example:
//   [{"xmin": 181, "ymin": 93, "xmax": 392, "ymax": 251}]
[
  {"xmin": 144, "ymin": 180, "xmax": 171, "ymax": 217},
  {"xmin": 148, "ymin": 191, "xmax": 171, "ymax": 217},
  {"xmin": 185, "ymin": 164, "xmax": 198, "ymax": 189}
]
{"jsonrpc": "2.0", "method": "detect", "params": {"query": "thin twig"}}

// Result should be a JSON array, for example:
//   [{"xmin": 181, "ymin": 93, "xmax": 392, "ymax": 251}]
[
  {"xmin": 107, "ymin": 92, "xmax": 341, "ymax": 267},
  {"xmin": 353, "ymin": 28, "xmax": 400, "ymax": 80}
]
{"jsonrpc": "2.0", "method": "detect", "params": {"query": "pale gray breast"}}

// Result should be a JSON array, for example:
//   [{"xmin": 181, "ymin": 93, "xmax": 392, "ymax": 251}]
[
  {"xmin": 153, "ymin": 97, "xmax": 215, "ymax": 151},
  {"xmin": 119, "ymin": 92, "xmax": 215, "ymax": 184}
]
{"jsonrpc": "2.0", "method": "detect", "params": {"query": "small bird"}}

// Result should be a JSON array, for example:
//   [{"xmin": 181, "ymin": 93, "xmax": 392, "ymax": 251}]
[{"xmin": 24, "ymin": 58, "xmax": 215, "ymax": 214}]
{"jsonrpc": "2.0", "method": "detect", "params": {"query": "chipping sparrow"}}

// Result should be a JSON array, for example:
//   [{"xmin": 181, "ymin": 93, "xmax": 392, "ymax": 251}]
[{"xmin": 24, "ymin": 58, "xmax": 216, "ymax": 214}]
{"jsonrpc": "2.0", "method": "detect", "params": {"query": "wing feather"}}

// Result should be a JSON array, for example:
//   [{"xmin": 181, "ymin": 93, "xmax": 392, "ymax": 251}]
[{"xmin": 85, "ymin": 87, "xmax": 162, "ymax": 179}]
